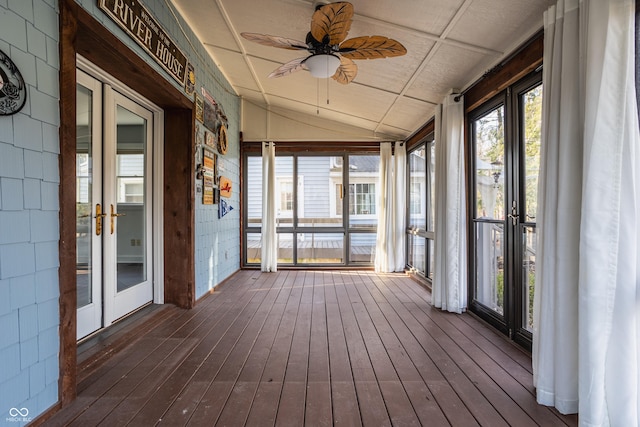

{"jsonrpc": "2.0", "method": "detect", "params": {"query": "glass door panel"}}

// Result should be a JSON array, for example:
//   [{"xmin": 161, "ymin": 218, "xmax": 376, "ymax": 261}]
[
  {"xmin": 518, "ymin": 83, "xmax": 542, "ymax": 336},
  {"xmin": 76, "ymin": 70, "xmax": 103, "ymax": 340},
  {"xmin": 115, "ymin": 106, "xmax": 147, "ymax": 292},
  {"xmin": 104, "ymin": 89, "xmax": 153, "ymax": 325},
  {"xmin": 472, "ymin": 103, "xmax": 506, "ymax": 319},
  {"xmin": 469, "ymin": 75, "xmax": 542, "ymax": 349},
  {"xmin": 475, "ymin": 222, "xmax": 505, "ymax": 314},
  {"xmin": 522, "ymin": 226, "xmax": 536, "ymax": 331}
]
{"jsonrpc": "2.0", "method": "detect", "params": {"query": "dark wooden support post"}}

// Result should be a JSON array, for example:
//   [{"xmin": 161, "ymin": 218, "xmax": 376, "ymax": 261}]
[
  {"xmin": 164, "ymin": 108, "xmax": 196, "ymax": 308},
  {"xmin": 58, "ymin": 0, "xmax": 79, "ymax": 407}
]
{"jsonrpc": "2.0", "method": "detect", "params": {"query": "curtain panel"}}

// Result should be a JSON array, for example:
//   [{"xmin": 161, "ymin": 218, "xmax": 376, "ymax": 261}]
[
  {"xmin": 261, "ymin": 142, "xmax": 277, "ymax": 272},
  {"xmin": 433, "ymin": 94, "xmax": 467, "ymax": 314},
  {"xmin": 374, "ymin": 141, "xmax": 406, "ymax": 273},
  {"xmin": 534, "ymin": 0, "xmax": 640, "ymax": 423}
]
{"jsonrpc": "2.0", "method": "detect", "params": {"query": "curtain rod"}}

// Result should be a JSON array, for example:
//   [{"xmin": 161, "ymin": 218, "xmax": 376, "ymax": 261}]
[{"xmin": 453, "ymin": 29, "xmax": 544, "ymax": 103}]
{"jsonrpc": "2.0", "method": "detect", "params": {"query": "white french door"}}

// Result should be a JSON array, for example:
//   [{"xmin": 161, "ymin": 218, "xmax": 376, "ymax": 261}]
[{"xmin": 76, "ymin": 68, "xmax": 156, "ymax": 340}]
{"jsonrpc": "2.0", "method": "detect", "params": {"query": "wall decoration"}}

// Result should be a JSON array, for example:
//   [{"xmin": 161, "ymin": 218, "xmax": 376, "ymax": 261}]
[
  {"xmin": 185, "ymin": 62, "xmax": 195, "ymax": 95},
  {"xmin": 219, "ymin": 176, "xmax": 232, "ymax": 198},
  {"xmin": 217, "ymin": 123, "xmax": 228, "ymax": 155},
  {"xmin": 0, "ymin": 49, "xmax": 27, "ymax": 116},
  {"xmin": 203, "ymin": 97, "xmax": 217, "ymax": 132},
  {"xmin": 202, "ymin": 149, "xmax": 216, "ymax": 204},
  {"xmin": 195, "ymin": 94, "xmax": 204, "ymax": 123},
  {"xmin": 219, "ymin": 199, "xmax": 234, "ymax": 218},
  {"xmin": 204, "ymin": 130, "xmax": 215, "ymax": 149},
  {"xmin": 98, "ymin": 0, "xmax": 188, "ymax": 85},
  {"xmin": 213, "ymin": 188, "xmax": 220, "ymax": 205}
]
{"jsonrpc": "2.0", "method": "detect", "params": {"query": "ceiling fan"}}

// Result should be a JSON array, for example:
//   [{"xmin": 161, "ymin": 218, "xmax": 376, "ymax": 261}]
[{"xmin": 241, "ymin": 1, "xmax": 407, "ymax": 84}]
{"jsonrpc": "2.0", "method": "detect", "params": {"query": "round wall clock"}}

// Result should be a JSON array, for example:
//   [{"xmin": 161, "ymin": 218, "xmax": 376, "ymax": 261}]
[
  {"xmin": 217, "ymin": 123, "xmax": 228, "ymax": 155},
  {"xmin": 0, "ymin": 49, "xmax": 27, "ymax": 116}
]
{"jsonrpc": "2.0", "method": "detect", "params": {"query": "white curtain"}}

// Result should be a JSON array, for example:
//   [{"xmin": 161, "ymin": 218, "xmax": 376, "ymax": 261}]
[
  {"xmin": 374, "ymin": 141, "xmax": 406, "ymax": 272},
  {"xmin": 433, "ymin": 94, "xmax": 467, "ymax": 314},
  {"xmin": 533, "ymin": 0, "xmax": 640, "ymax": 423},
  {"xmin": 261, "ymin": 142, "xmax": 277, "ymax": 272}
]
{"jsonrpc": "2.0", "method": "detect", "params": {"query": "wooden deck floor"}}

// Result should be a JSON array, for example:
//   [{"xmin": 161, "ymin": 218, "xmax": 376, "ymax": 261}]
[{"xmin": 49, "ymin": 270, "xmax": 577, "ymax": 426}]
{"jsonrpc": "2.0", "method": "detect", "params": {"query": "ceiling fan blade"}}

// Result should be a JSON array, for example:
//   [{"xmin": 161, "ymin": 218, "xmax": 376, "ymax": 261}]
[
  {"xmin": 331, "ymin": 56, "xmax": 357, "ymax": 84},
  {"xmin": 310, "ymin": 2, "xmax": 353, "ymax": 45},
  {"xmin": 241, "ymin": 32, "xmax": 308, "ymax": 51},
  {"xmin": 339, "ymin": 36, "xmax": 407, "ymax": 60},
  {"xmin": 268, "ymin": 56, "xmax": 309, "ymax": 78}
]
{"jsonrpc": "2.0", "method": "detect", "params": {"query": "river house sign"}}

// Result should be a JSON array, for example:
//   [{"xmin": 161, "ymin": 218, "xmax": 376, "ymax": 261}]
[{"xmin": 99, "ymin": 0, "xmax": 189, "ymax": 86}]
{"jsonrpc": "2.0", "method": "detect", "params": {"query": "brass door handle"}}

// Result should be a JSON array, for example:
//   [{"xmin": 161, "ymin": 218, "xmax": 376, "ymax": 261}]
[
  {"xmin": 94, "ymin": 204, "xmax": 107, "ymax": 236},
  {"xmin": 110, "ymin": 204, "xmax": 126, "ymax": 234}
]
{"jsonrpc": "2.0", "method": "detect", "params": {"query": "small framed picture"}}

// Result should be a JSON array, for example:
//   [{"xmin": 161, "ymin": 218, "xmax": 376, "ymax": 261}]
[
  {"xmin": 205, "ymin": 131, "xmax": 215, "ymax": 148},
  {"xmin": 195, "ymin": 94, "xmax": 204, "ymax": 123}
]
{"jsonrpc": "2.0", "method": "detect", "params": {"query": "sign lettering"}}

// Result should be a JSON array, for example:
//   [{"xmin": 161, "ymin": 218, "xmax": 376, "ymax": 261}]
[{"xmin": 99, "ymin": 0, "xmax": 188, "ymax": 85}]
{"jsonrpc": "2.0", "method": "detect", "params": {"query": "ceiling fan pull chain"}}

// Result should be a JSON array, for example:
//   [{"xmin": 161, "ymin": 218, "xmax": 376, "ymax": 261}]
[{"xmin": 327, "ymin": 78, "xmax": 330, "ymax": 105}]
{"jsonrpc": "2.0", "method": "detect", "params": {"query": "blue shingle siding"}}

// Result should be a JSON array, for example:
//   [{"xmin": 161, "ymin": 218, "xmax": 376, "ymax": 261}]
[
  {"xmin": 26, "ymin": 23, "xmax": 47, "ymax": 60},
  {"xmin": 0, "ymin": 9, "xmax": 28, "ymax": 50},
  {"xmin": 0, "ymin": 178, "xmax": 25, "ymax": 211},
  {"xmin": 0, "ymin": 0, "xmax": 244, "ymax": 420},
  {"xmin": 7, "ymin": 0, "xmax": 33, "ymax": 22},
  {"xmin": 0, "ymin": 1, "xmax": 60, "ymax": 421},
  {"xmin": 18, "ymin": 303, "xmax": 38, "ymax": 340}
]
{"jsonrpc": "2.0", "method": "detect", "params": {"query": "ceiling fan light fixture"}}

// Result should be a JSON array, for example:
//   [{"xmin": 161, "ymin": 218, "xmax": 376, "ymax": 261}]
[{"xmin": 305, "ymin": 54, "xmax": 340, "ymax": 78}]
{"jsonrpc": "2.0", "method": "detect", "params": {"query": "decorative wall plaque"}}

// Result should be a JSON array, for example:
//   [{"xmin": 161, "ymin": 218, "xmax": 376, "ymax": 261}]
[
  {"xmin": 0, "ymin": 49, "xmax": 27, "ymax": 115},
  {"xmin": 217, "ymin": 123, "xmax": 228, "ymax": 154},
  {"xmin": 98, "ymin": 0, "xmax": 189, "ymax": 85}
]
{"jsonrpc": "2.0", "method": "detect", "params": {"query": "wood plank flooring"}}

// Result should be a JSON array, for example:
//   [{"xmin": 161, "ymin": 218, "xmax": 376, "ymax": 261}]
[{"xmin": 49, "ymin": 270, "xmax": 578, "ymax": 426}]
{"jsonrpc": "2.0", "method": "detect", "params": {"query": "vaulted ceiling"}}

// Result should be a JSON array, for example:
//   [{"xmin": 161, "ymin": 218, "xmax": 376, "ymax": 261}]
[{"xmin": 170, "ymin": 0, "xmax": 552, "ymax": 141}]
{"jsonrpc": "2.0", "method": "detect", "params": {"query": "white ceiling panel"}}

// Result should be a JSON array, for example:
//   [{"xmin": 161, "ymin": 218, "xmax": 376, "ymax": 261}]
[{"xmin": 171, "ymin": 0, "xmax": 549, "ymax": 139}]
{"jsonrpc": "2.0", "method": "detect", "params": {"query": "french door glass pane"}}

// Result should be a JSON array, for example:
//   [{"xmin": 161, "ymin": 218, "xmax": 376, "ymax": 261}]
[
  {"xmin": 297, "ymin": 233, "xmax": 344, "ymax": 263},
  {"xmin": 475, "ymin": 106, "xmax": 505, "ymax": 220},
  {"xmin": 115, "ymin": 105, "xmax": 146, "ymax": 293},
  {"xmin": 246, "ymin": 156, "xmax": 262, "ymax": 228},
  {"xmin": 350, "ymin": 233, "xmax": 376, "ymax": 263},
  {"xmin": 523, "ymin": 84, "xmax": 543, "ymax": 222},
  {"xmin": 523, "ymin": 226, "xmax": 536, "ymax": 331},
  {"xmin": 76, "ymin": 84, "xmax": 93, "ymax": 308},
  {"xmin": 475, "ymin": 222, "xmax": 504, "ymax": 315},
  {"xmin": 298, "ymin": 156, "xmax": 341, "ymax": 227},
  {"xmin": 349, "ymin": 155, "xmax": 379, "ymax": 229},
  {"xmin": 408, "ymin": 147, "xmax": 426, "ymax": 229}
]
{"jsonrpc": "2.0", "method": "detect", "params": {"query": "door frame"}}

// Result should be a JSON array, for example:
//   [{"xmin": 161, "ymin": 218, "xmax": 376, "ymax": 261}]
[
  {"xmin": 59, "ymin": 0, "xmax": 196, "ymax": 410},
  {"xmin": 467, "ymin": 70, "xmax": 542, "ymax": 350},
  {"xmin": 78, "ymin": 56, "xmax": 165, "ymax": 317}
]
